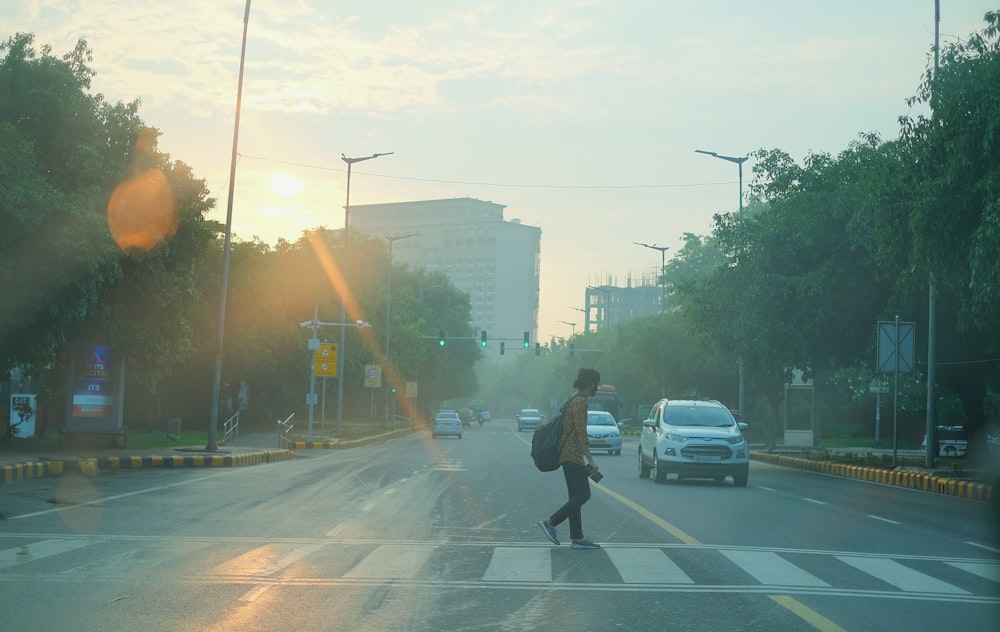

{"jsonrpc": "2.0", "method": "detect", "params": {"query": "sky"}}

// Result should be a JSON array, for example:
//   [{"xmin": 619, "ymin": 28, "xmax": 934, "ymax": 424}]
[{"xmin": 3, "ymin": 1, "xmax": 996, "ymax": 343}]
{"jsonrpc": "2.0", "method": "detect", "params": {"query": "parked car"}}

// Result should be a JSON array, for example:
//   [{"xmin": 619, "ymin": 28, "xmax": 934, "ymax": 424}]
[
  {"xmin": 921, "ymin": 425, "xmax": 968, "ymax": 457},
  {"xmin": 432, "ymin": 410, "xmax": 463, "ymax": 439},
  {"xmin": 638, "ymin": 399, "xmax": 749, "ymax": 486},
  {"xmin": 516, "ymin": 408, "xmax": 542, "ymax": 432},
  {"xmin": 586, "ymin": 410, "xmax": 622, "ymax": 455}
]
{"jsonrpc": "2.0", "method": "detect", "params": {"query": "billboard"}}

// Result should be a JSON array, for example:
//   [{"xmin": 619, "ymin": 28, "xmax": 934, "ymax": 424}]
[{"xmin": 65, "ymin": 344, "xmax": 125, "ymax": 432}]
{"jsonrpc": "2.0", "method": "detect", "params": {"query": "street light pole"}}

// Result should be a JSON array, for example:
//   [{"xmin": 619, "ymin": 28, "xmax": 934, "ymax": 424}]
[
  {"xmin": 569, "ymin": 306, "xmax": 588, "ymax": 333},
  {"xmin": 207, "ymin": 0, "xmax": 252, "ymax": 451},
  {"xmin": 696, "ymin": 148, "xmax": 748, "ymax": 421},
  {"xmin": 384, "ymin": 233, "xmax": 418, "ymax": 424},
  {"xmin": 634, "ymin": 242, "xmax": 669, "ymax": 316},
  {"xmin": 336, "ymin": 152, "xmax": 393, "ymax": 437},
  {"xmin": 558, "ymin": 320, "xmax": 577, "ymax": 336}
]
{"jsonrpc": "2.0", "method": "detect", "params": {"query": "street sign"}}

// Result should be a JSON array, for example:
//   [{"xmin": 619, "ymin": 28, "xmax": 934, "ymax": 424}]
[
  {"xmin": 364, "ymin": 364, "xmax": 382, "ymax": 388},
  {"xmin": 406, "ymin": 382, "xmax": 418, "ymax": 399},
  {"xmin": 314, "ymin": 343, "xmax": 338, "ymax": 377},
  {"xmin": 877, "ymin": 321, "xmax": 914, "ymax": 373}
]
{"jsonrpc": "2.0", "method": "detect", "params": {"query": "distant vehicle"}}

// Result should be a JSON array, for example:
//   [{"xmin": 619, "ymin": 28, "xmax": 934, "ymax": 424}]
[
  {"xmin": 639, "ymin": 399, "xmax": 749, "ymax": 486},
  {"xmin": 432, "ymin": 411, "xmax": 463, "ymax": 439},
  {"xmin": 588, "ymin": 384, "xmax": 622, "ymax": 421},
  {"xmin": 477, "ymin": 411, "xmax": 492, "ymax": 422},
  {"xmin": 516, "ymin": 409, "xmax": 542, "ymax": 432},
  {"xmin": 921, "ymin": 425, "xmax": 967, "ymax": 457},
  {"xmin": 586, "ymin": 410, "xmax": 622, "ymax": 455}
]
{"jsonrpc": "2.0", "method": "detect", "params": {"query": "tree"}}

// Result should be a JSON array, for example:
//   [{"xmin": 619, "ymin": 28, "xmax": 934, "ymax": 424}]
[{"xmin": 0, "ymin": 34, "xmax": 218, "ymax": 429}]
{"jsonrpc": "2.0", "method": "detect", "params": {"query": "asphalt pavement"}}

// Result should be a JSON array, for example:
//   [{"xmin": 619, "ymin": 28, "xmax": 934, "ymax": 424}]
[{"xmin": 1, "ymin": 429, "xmax": 995, "ymax": 503}]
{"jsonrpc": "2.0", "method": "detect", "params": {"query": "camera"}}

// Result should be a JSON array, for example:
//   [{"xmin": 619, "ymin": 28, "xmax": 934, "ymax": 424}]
[{"xmin": 587, "ymin": 464, "xmax": 603, "ymax": 483}]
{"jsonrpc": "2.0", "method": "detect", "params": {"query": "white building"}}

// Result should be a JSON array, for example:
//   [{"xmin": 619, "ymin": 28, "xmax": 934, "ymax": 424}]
[{"xmin": 349, "ymin": 198, "xmax": 541, "ymax": 352}]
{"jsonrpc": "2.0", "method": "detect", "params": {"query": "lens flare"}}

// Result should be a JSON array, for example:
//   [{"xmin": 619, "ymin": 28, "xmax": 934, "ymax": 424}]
[{"xmin": 107, "ymin": 167, "xmax": 178, "ymax": 251}]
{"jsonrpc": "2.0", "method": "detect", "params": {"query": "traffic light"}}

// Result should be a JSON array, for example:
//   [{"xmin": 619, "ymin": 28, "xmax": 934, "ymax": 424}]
[
  {"xmin": 438, "ymin": 329, "xmax": 446, "ymax": 346},
  {"xmin": 391, "ymin": 386, "xmax": 397, "ymax": 394},
  {"xmin": 500, "ymin": 341, "xmax": 505, "ymax": 355},
  {"xmin": 523, "ymin": 331, "xmax": 530, "ymax": 349},
  {"xmin": 535, "ymin": 342, "xmax": 541, "ymax": 356},
  {"xmin": 481, "ymin": 330, "xmax": 487, "ymax": 347}
]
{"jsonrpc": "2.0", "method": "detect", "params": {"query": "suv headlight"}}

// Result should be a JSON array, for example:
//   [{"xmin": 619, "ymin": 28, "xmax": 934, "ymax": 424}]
[
  {"xmin": 726, "ymin": 435, "xmax": 745, "ymax": 444},
  {"xmin": 666, "ymin": 433, "xmax": 688, "ymax": 442}
]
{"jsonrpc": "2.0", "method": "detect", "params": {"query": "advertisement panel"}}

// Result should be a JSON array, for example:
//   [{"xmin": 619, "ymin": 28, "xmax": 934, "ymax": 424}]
[{"xmin": 64, "ymin": 343, "xmax": 125, "ymax": 434}]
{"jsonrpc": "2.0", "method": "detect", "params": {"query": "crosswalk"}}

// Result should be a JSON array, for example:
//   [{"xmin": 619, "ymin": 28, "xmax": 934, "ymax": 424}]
[{"xmin": 2, "ymin": 535, "xmax": 998, "ymax": 603}]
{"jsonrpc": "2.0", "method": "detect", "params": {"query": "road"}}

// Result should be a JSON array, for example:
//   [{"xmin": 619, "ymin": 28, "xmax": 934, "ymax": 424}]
[{"xmin": 1, "ymin": 420, "xmax": 998, "ymax": 631}]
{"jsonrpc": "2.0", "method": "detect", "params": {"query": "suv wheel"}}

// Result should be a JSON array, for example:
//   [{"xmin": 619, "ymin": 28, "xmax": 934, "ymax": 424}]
[
  {"xmin": 652, "ymin": 451, "xmax": 668, "ymax": 484},
  {"xmin": 638, "ymin": 448, "xmax": 651, "ymax": 479},
  {"xmin": 733, "ymin": 469, "xmax": 749, "ymax": 487}
]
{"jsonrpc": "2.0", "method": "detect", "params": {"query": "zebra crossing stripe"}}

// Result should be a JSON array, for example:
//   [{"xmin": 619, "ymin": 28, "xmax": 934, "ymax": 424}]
[
  {"xmin": 343, "ymin": 544, "xmax": 435, "ymax": 579},
  {"xmin": 946, "ymin": 561, "xmax": 1000, "ymax": 583},
  {"xmin": 483, "ymin": 547, "xmax": 551, "ymax": 582},
  {"xmin": 836, "ymin": 556, "xmax": 968, "ymax": 594},
  {"xmin": 605, "ymin": 547, "xmax": 694, "ymax": 584},
  {"xmin": 721, "ymin": 550, "xmax": 830, "ymax": 587},
  {"xmin": 0, "ymin": 539, "xmax": 95, "ymax": 570}
]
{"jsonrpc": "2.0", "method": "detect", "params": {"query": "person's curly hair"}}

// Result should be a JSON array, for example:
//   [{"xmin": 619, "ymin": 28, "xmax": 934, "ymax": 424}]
[{"xmin": 573, "ymin": 368, "xmax": 601, "ymax": 391}]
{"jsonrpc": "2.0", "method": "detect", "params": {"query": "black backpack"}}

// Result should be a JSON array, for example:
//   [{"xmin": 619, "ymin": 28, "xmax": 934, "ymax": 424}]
[{"xmin": 530, "ymin": 396, "xmax": 578, "ymax": 472}]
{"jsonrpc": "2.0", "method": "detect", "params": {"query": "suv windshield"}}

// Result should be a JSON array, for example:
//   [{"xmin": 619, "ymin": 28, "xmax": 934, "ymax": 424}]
[{"xmin": 665, "ymin": 406, "xmax": 735, "ymax": 428}]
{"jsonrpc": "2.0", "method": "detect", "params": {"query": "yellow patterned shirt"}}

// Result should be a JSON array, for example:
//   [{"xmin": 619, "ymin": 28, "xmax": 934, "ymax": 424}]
[{"xmin": 558, "ymin": 394, "xmax": 589, "ymax": 465}]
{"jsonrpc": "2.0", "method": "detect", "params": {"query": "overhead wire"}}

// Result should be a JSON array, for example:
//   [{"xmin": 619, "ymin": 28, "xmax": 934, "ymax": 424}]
[{"xmin": 237, "ymin": 153, "xmax": 736, "ymax": 191}]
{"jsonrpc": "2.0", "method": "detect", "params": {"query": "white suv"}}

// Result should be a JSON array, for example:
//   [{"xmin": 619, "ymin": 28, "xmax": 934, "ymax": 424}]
[{"xmin": 638, "ymin": 399, "xmax": 749, "ymax": 486}]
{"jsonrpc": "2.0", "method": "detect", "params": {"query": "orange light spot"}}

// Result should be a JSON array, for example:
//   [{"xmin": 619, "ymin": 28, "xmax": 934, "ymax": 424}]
[{"xmin": 106, "ymin": 167, "xmax": 178, "ymax": 251}]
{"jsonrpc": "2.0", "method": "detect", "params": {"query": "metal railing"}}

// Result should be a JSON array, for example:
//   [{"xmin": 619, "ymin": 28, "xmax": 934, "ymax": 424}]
[
  {"xmin": 277, "ymin": 413, "xmax": 295, "ymax": 447},
  {"xmin": 223, "ymin": 411, "xmax": 240, "ymax": 444}
]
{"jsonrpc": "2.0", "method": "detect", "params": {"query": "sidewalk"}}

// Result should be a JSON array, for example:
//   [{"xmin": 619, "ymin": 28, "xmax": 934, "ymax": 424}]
[{"xmin": 0, "ymin": 432, "xmax": 296, "ymax": 486}]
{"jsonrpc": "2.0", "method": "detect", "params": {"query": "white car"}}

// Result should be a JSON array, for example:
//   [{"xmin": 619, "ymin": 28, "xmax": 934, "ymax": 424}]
[
  {"xmin": 638, "ymin": 399, "xmax": 749, "ymax": 486},
  {"xmin": 587, "ymin": 410, "xmax": 622, "ymax": 455}
]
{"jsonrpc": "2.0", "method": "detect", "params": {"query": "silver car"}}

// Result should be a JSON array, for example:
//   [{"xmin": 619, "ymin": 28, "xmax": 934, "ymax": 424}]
[
  {"xmin": 516, "ymin": 408, "xmax": 542, "ymax": 432},
  {"xmin": 587, "ymin": 410, "xmax": 622, "ymax": 455},
  {"xmin": 432, "ymin": 410, "xmax": 463, "ymax": 439}
]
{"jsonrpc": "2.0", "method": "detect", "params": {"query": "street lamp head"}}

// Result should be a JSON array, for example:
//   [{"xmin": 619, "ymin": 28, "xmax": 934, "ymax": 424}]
[{"xmin": 695, "ymin": 149, "xmax": 748, "ymax": 165}]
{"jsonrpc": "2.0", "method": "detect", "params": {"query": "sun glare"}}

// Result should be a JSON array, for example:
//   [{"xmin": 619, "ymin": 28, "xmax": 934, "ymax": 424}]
[{"xmin": 269, "ymin": 172, "xmax": 303, "ymax": 197}]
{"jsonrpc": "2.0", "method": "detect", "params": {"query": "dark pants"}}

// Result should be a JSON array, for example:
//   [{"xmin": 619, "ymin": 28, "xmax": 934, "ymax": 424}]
[{"xmin": 549, "ymin": 461, "xmax": 591, "ymax": 540}]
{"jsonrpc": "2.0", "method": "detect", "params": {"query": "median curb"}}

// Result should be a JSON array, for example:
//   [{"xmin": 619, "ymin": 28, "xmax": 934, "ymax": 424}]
[
  {"xmin": 1, "ymin": 449, "xmax": 297, "ymax": 486},
  {"xmin": 751, "ymin": 450, "xmax": 995, "ymax": 502}
]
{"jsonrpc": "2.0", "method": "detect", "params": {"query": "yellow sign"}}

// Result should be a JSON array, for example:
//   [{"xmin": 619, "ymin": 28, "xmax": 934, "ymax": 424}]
[{"xmin": 314, "ymin": 344, "xmax": 338, "ymax": 377}]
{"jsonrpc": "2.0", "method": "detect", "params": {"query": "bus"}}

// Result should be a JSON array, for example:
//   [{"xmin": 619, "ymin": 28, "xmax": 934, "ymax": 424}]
[{"xmin": 588, "ymin": 385, "xmax": 622, "ymax": 421}]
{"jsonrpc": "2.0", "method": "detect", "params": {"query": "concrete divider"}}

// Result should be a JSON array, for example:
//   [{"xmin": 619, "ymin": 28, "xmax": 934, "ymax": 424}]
[{"xmin": 751, "ymin": 451, "xmax": 994, "ymax": 502}]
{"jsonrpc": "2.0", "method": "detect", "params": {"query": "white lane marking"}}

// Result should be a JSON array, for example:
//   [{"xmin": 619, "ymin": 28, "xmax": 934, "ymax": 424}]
[
  {"xmin": 0, "ymin": 539, "xmax": 97, "ymax": 569},
  {"xmin": 868, "ymin": 515, "xmax": 900, "ymax": 525},
  {"xmin": 721, "ymin": 550, "xmax": 830, "ymax": 587},
  {"xmin": 966, "ymin": 541, "xmax": 1000, "ymax": 554},
  {"xmin": 325, "ymin": 524, "xmax": 348, "ymax": 538},
  {"xmin": 757, "ymin": 486, "xmax": 776, "ymax": 492},
  {"xmin": 344, "ymin": 544, "xmax": 435, "ymax": 579},
  {"xmin": 9, "ymin": 470, "xmax": 238, "ymax": 520},
  {"xmin": 606, "ymin": 547, "xmax": 693, "ymax": 584},
  {"xmin": 837, "ymin": 556, "xmax": 969, "ymax": 594},
  {"xmin": 239, "ymin": 584, "xmax": 272, "ymax": 602},
  {"xmin": 214, "ymin": 542, "xmax": 326, "ymax": 578},
  {"xmin": 803, "ymin": 498, "xmax": 827, "ymax": 505},
  {"xmin": 361, "ymin": 501, "xmax": 378, "ymax": 512},
  {"xmin": 947, "ymin": 561, "xmax": 1000, "ymax": 583},
  {"xmin": 483, "ymin": 547, "xmax": 551, "ymax": 582}
]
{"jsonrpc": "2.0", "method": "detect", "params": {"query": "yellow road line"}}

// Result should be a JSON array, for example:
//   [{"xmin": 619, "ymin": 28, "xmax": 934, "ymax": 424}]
[{"xmin": 769, "ymin": 595, "xmax": 849, "ymax": 631}]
